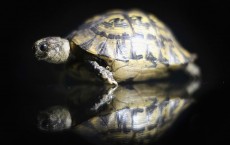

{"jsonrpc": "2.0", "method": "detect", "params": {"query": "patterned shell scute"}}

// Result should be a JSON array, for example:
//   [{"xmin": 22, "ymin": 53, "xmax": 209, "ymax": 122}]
[{"xmin": 71, "ymin": 10, "xmax": 192, "ymax": 65}]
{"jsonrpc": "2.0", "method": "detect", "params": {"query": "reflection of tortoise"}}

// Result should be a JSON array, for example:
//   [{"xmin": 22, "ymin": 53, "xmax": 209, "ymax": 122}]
[
  {"xmin": 34, "ymin": 10, "xmax": 200, "ymax": 85},
  {"xmin": 38, "ymin": 80, "xmax": 200, "ymax": 144}
]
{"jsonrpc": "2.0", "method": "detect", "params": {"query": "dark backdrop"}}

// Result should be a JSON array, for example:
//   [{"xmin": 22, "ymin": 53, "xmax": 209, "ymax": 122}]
[{"xmin": 2, "ymin": 0, "xmax": 229, "ymax": 145}]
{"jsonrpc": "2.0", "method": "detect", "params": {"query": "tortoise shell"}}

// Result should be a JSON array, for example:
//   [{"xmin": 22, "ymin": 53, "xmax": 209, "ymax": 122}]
[{"xmin": 69, "ymin": 10, "xmax": 192, "ymax": 66}]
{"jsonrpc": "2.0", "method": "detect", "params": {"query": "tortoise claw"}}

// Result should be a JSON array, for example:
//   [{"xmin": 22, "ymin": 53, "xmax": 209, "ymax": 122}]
[
  {"xmin": 91, "ymin": 85, "xmax": 118, "ymax": 111},
  {"xmin": 89, "ymin": 61, "xmax": 118, "ymax": 86}
]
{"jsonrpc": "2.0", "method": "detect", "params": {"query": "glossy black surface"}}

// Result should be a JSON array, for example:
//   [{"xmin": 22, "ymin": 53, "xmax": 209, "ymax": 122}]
[
  {"xmin": 36, "ymin": 79, "xmax": 200, "ymax": 145},
  {"xmin": 3, "ymin": 0, "xmax": 229, "ymax": 145}
]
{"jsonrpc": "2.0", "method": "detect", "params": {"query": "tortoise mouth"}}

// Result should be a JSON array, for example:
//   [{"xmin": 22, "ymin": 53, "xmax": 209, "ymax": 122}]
[{"xmin": 36, "ymin": 53, "xmax": 47, "ymax": 59}]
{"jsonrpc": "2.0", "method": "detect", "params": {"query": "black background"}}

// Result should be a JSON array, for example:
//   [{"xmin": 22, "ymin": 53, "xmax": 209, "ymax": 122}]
[{"xmin": 2, "ymin": 0, "xmax": 229, "ymax": 145}]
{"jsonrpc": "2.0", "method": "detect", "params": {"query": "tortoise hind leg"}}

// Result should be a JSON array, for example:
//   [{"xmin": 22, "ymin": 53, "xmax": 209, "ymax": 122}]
[{"xmin": 88, "ymin": 61, "xmax": 118, "ymax": 86}]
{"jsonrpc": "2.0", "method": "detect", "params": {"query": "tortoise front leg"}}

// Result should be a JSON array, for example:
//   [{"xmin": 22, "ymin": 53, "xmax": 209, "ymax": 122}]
[{"xmin": 88, "ymin": 61, "xmax": 118, "ymax": 86}]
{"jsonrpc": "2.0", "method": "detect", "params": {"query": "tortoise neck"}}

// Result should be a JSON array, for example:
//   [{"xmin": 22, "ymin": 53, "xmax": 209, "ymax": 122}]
[
  {"xmin": 69, "ymin": 41, "xmax": 86, "ymax": 62},
  {"xmin": 69, "ymin": 41, "xmax": 77, "ymax": 54}
]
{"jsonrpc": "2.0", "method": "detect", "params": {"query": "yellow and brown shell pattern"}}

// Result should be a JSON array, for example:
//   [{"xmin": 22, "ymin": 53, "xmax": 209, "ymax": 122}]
[{"xmin": 70, "ymin": 10, "xmax": 192, "ymax": 67}]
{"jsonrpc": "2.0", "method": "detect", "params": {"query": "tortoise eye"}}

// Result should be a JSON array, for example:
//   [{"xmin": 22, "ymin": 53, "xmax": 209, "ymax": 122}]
[{"xmin": 39, "ymin": 44, "xmax": 48, "ymax": 51}]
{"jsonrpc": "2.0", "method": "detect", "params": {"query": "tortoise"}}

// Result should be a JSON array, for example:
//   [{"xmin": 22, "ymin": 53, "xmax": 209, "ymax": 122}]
[
  {"xmin": 37, "ymin": 80, "xmax": 200, "ymax": 144},
  {"xmin": 34, "ymin": 10, "xmax": 200, "ymax": 85}
]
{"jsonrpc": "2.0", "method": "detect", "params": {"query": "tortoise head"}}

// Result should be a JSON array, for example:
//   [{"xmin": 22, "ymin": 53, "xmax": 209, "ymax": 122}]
[
  {"xmin": 33, "ymin": 37, "xmax": 70, "ymax": 63},
  {"xmin": 37, "ymin": 106, "xmax": 72, "ymax": 132}
]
